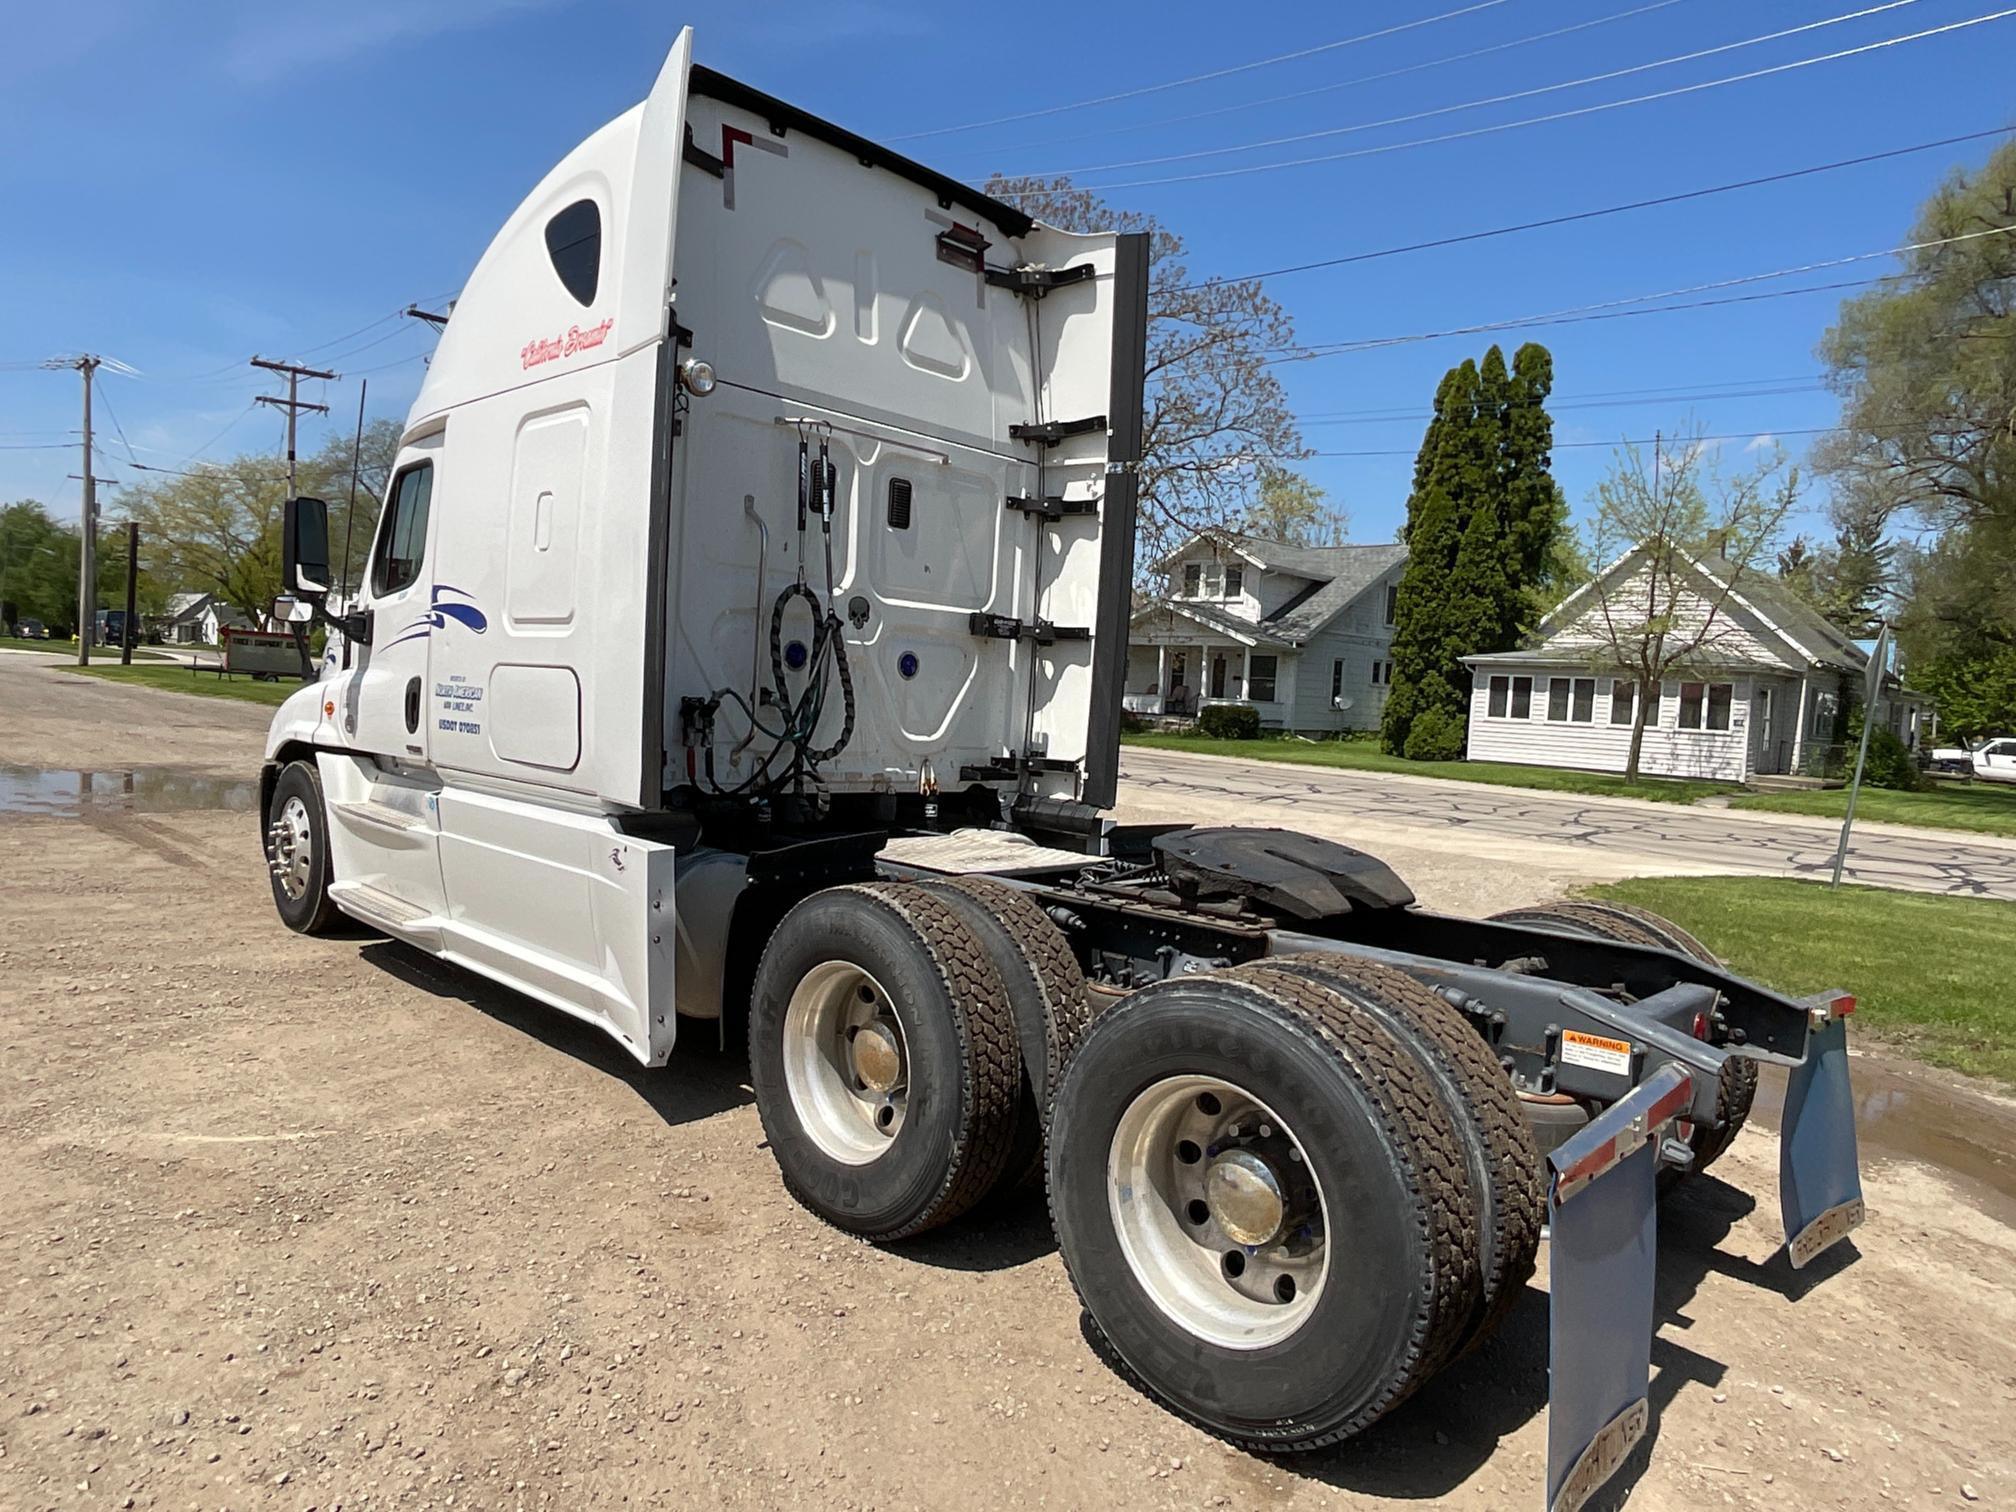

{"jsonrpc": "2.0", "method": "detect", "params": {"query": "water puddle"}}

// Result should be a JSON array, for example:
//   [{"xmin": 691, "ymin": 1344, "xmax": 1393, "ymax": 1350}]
[
  {"xmin": 0, "ymin": 762, "xmax": 258, "ymax": 818},
  {"xmin": 1752, "ymin": 1052, "xmax": 2016, "ymax": 1225}
]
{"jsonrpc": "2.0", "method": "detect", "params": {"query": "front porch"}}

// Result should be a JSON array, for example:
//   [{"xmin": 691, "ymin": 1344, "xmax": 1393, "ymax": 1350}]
[{"xmin": 1123, "ymin": 637, "xmax": 1286, "ymax": 726}]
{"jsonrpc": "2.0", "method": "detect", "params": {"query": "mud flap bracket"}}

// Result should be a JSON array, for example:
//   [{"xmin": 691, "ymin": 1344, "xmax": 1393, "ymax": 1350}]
[{"xmin": 1545, "ymin": 1062, "xmax": 1692, "ymax": 1512}]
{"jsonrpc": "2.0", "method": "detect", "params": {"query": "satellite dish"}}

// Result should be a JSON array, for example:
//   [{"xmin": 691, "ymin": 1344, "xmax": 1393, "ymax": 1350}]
[{"xmin": 1332, "ymin": 695, "xmax": 1355, "ymax": 712}]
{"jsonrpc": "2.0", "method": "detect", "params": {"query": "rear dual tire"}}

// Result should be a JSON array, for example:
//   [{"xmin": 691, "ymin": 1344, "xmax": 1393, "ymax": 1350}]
[
  {"xmin": 1046, "ymin": 961, "xmax": 1504, "ymax": 1450},
  {"xmin": 747, "ymin": 883, "xmax": 1029, "ymax": 1241}
]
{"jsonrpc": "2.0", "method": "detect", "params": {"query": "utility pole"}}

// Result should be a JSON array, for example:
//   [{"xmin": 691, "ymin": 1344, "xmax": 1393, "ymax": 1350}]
[
  {"xmin": 121, "ymin": 522, "xmax": 140, "ymax": 666},
  {"xmin": 251, "ymin": 356, "xmax": 338, "ymax": 501},
  {"xmin": 49, "ymin": 355, "xmax": 104, "ymax": 664}
]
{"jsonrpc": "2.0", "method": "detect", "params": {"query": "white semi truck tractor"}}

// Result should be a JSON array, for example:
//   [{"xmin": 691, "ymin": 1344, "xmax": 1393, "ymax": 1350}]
[{"xmin": 261, "ymin": 30, "xmax": 1866, "ymax": 1508}]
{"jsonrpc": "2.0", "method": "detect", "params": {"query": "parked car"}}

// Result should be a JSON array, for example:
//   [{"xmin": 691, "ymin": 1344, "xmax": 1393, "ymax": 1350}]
[
  {"xmin": 1928, "ymin": 735, "xmax": 2016, "ymax": 782},
  {"xmin": 18, "ymin": 618, "xmax": 47, "ymax": 639}
]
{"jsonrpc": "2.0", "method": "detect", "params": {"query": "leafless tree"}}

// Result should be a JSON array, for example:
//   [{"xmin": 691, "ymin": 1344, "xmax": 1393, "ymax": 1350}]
[
  {"xmin": 1568, "ymin": 429, "xmax": 1803, "ymax": 780},
  {"xmin": 985, "ymin": 175, "xmax": 1311, "ymax": 576}
]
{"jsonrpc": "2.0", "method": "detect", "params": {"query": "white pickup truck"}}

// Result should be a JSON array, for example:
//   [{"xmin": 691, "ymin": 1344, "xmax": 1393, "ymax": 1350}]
[{"xmin": 1929, "ymin": 735, "xmax": 2016, "ymax": 781}]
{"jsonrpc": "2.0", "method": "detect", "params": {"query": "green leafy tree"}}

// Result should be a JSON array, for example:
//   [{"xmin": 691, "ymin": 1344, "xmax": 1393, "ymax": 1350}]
[
  {"xmin": 983, "ymin": 175, "xmax": 1307, "ymax": 574},
  {"xmin": 121, "ymin": 457, "xmax": 290, "ymax": 628},
  {"xmin": 0, "ymin": 501, "xmax": 79, "ymax": 634},
  {"xmin": 1241, "ymin": 466, "xmax": 1349, "ymax": 546},
  {"xmin": 1817, "ymin": 138, "xmax": 2016, "ymax": 728},
  {"xmin": 118, "ymin": 413, "xmax": 400, "ymax": 628}
]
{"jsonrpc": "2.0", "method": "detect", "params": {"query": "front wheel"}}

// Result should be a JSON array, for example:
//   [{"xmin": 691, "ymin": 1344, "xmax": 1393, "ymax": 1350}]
[{"xmin": 263, "ymin": 759, "xmax": 339, "ymax": 935}]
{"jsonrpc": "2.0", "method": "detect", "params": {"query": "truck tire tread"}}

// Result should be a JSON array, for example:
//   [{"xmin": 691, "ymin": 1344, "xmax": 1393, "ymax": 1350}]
[{"xmin": 1264, "ymin": 954, "xmax": 1543, "ymax": 1352}]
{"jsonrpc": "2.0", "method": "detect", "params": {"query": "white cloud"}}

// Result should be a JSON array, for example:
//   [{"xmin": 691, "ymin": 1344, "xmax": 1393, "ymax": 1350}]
[{"xmin": 1744, "ymin": 432, "xmax": 1777, "ymax": 453}]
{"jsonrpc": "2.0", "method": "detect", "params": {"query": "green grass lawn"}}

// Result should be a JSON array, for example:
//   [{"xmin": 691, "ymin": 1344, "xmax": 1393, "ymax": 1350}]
[
  {"xmin": 1582, "ymin": 875, "xmax": 2016, "ymax": 1088},
  {"xmin": 1121, "ymin": 731, "xmax": 1740, "ymax": 804},
  {"xmin": 63, "ymin": 662, "xmax": 304, "ymax": 707},
  {"xmin": 1729, "ymin": 781, "xmax": 2016, "ymax": 839}
]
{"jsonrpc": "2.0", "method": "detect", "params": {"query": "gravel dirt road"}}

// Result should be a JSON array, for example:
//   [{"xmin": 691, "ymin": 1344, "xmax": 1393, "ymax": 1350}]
[{"xmin": 3, "ymin": 657, "xmax": 2013, "ymax": 1511}]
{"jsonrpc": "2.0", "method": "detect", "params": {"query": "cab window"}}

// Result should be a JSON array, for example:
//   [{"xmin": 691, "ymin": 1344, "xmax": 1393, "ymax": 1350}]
[
  {"xmin": 545, "ymin": 199, "xmax": 601, "ymax": 306},
  {"xmin": 372, "ymin": 462, "xmax": 434, "ymax": 596}
]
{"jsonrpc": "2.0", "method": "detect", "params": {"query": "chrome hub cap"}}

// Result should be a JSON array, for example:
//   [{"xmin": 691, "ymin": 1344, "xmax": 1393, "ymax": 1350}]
[
  {"xmin": 267, "ymin": 795, "xmax": 314, "ymax": 901},
  {"xmin": 783, "ymin": 961, "xmax": 908, "ymax": 1164},
  {"xmin": 1204, "ymin": 1148, "xmax": 1286, "ymax": 1247},
  {"xmin": 1109, "ymin": 1075, "xmax": 1328, "ymax": 1349}
]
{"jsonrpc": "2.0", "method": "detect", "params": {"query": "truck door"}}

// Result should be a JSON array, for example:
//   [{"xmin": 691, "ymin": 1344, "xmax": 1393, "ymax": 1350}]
[
  {"xmin": 319, "ymin": 431, "xmax": 451, "ymax": 931},
  {"xmin": 345, "ymin": 442, "xmax": 441, "ymax": 765}
]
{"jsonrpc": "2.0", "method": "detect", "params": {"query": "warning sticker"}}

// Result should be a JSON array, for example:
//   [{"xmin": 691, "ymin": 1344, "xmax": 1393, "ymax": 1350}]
[{"xmin": 1561, "ymin": 1029, "xmax": 1632, "ymax": 1077}]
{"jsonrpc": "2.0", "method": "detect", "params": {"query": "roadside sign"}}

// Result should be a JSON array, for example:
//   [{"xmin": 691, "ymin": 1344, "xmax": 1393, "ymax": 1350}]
[{"xmin": 222, "ymin": 626, "xmax": 307, "ymax": 679}]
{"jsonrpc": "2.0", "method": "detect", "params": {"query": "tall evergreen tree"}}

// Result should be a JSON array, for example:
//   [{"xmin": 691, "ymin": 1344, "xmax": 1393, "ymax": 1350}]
[
  {"xmin": 1502, "ymin": 343, "xmax": 1565, "ymax": 635},
  {"xmin": 1383, "ymin": 361, "xmax": 1487, "ymax": 751},
  {"xmin": 1381, "ymin": 343, "xmax": 1562, "ymax": 754}
]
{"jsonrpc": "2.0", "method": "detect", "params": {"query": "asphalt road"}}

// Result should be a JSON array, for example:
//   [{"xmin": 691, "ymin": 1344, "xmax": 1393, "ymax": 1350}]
[{"xmin": 1116, "ymin": 745, "xmax": 2016, "ymax": 901}]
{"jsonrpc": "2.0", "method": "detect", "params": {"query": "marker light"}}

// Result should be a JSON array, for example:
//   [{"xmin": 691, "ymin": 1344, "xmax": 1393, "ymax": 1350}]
[{"xmin": 679, "ymin": 358, "xmax": 717, "ymax": 396}]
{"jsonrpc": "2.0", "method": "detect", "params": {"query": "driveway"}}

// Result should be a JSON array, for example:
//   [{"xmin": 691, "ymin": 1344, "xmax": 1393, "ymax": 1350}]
[{"xmin": 1116, "ymin": 745, "xmax": 2016, "ymax": 902}]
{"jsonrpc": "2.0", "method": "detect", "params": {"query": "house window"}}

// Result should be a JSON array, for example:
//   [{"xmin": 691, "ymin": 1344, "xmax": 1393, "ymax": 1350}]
[
  {"xmin": 1384, "ymin": 583, "xmax": 1398, "ymax": 625},
  {"xmin": 372, "ymin": 461, "xmax": 434, "ymax": 597},
  {"xmin": 1248, "ymin": 654, "xmax": 1278, "ymax": 702},
  {"xmin": 1708, "ymin": 682, "xmax": 1733, "ymax": 730},
  {"xmin": 1488, "ymin": 675, "xmax": 1509, "ymax": 717},
  {"xmin": 1225, "ymin": 566, "xmax": 1244, "ymax": 599},
  {"xmin": 1331, "ymin": 659, "xmax": 1344, "ymax": 699},
  {"xmin": 1547, "ymin": 677, "xmax": 1570, "ymax": 721},
  {"xmin": 1678, "ymin": 681, "xmax": 1735, "ymax": 732},
  {"xmin": 1571, "ymin": 677, "xmax": 1595, "ymax": 723},
  {"xmin": 1610, "ymin": 680, "xmax": 1634, "ymax": 725},
  {"xmin": 1201, "ymin": 563, "xmax": 1223, "ymax": 598},
  {"xmin": 1182, "ymin": 563, "xmax": 1201, "ymax": 597},
  {"xmin": 1510, "ymin": 674, "xmax": 1532, "ymax": 718}
]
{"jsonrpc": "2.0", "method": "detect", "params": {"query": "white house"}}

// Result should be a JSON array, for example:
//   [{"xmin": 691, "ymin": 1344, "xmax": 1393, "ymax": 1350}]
[
  {"xmin": 1126, "ymin": 535, "xmax": 1408, "ymax": 733},
  {"xmin": 1462, "ymin": 543, "xmax": 1927, "ymax": 783},
  {"xmin": 155, "ymin": 592, "xmax": 250, "ymax": 647}
]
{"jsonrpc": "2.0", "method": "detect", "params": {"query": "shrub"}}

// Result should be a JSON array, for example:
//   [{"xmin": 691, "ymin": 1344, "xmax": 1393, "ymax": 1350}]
[
  {"xmin": 1845, "ymin": 711, "xmax": 1920, "ymax": 791},
  {"xmin": 1402, "ymin": 705, "xmax": 1466, "ymax": 762},
  {"xmin": 1199, "ymin": 704, "xmax": 1262, "ymax": 740}
]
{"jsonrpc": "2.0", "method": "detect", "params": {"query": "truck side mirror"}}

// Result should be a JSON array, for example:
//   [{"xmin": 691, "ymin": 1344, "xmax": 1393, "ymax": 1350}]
[{"xmin": 283, "ymin": 497, "xmax": 333, "ymax": 597}]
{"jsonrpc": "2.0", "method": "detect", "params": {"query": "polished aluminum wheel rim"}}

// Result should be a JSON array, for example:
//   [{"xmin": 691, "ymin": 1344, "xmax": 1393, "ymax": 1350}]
[
  {"xmin": 1108, "ymin": 1074, "xmax": 1328, "ymax": 1350},
  {"xmin": 267, "ymin": 795, "xmax": 314, "ymax": 901},
  {"xmin": 783, "ymin": 961, "xmax": 908, "ymax": 1165}
]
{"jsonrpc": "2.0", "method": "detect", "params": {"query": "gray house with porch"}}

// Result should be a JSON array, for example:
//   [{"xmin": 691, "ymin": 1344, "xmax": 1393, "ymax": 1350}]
[{"xmin": 1126, "ymin": 536, "xmax": 1408, "ymax": 733}]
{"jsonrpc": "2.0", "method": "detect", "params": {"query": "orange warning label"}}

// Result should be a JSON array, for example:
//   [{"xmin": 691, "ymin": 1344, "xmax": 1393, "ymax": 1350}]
[{"xmin": 1561, "ymin": 1029, "xmax": 1632, "ymax": 1076}]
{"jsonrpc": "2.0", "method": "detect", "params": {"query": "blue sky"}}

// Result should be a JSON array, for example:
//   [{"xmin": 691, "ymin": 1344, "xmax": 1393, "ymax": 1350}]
[{"xmin": 2, "ymin": 0, "xmax": 2010, "ymax": 546}]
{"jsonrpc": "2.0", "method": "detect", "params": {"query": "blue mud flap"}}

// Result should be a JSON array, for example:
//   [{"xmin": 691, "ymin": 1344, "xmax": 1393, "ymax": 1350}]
[
  {"xmin": 1779, "ymin": 997, "xmax": 1865, "ymax": 1268},
  {"xmin": 1544, "ymin": 1063, "xmax": 1693, "ymax": 1512}
]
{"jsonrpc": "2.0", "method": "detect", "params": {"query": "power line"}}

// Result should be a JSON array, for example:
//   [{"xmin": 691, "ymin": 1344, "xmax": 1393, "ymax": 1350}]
[
  {"xmin": 1029, "ymin": 0, "xmax": 1923, "ymax": 178},
  {"xmin": 1298, "ymin": 373, "xmax": 1823, "ymax": 417},
  {"xmin": 888, "ymin": 0, "xmax": 1515, "ymax": 142},
  {"xmin": 94, "ymin": 379, "xmax": 141, "ymax": 468},
  {"xmin": 1281, "ymin": 425, "xmax": 1846, "ymax": 458},
  {"xmin": 962, "ymin": 0, "xmax": 1690, "ymax": 162},
  {"xmin": 1274, "ymin": 224, "xmax": 2016, "ymax": 360},
  {"xmin": 1298, "ymin": 381, "xmax": 1831, "ymax": 426},
  {"xmin": 998, "ymin": 7, "xmax": 2016, "ymax": 194},
  {"xmin": 1178, "ymin": 125, "xmax": 2016, "ymax": 291}
]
